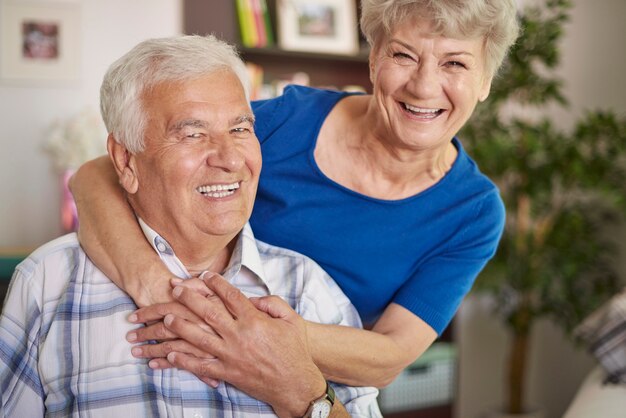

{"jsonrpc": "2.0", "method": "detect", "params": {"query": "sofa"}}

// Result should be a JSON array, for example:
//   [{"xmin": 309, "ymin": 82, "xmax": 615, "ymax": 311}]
[{"xmin": 563, "ymin": 288, "xmax": 626, "ymax": 417}]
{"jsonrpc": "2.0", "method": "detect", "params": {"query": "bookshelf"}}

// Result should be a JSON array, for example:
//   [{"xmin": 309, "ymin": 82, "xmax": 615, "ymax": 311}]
[
  {"xmin": 182, "ymin": 2, "xmax": 455, "ymax": 417},
  {"xmin": 183, "ymin": 0, "xmax": 371, "ymax": 94}
]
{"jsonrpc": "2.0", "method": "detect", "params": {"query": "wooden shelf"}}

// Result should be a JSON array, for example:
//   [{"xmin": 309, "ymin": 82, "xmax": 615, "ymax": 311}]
[
  {"xmin": 239, "ymin": 46, "xmax": 369, "ymax": 63},
  {"xmin": 183, "ymin": 0, "xmax": 371, "ymax": 91}
]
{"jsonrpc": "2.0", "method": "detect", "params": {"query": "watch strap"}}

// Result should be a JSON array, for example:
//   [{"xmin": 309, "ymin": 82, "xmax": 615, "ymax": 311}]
[{"xmin": 302, "ymin": 381, "xmax": 335, "ymax": 418}]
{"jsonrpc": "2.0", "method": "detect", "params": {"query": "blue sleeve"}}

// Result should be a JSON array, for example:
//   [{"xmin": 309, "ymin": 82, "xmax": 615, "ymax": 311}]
[
  {"xmin": 251, "ymin": 89, "xmax": 291, "ymax": 145},
  {"xmin": 394, "ymin": 192, "xmax": 505, "ymax": 334}
]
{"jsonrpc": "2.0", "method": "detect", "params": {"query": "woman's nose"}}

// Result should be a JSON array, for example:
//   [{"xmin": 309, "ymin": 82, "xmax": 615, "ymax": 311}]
[
  {"xmin": 205, "ymin": 138, "xmax": 245, "ymax": 172},
  {"xmin": 407, "ymin": 64, "xmax": 441, "ymax": 98}
]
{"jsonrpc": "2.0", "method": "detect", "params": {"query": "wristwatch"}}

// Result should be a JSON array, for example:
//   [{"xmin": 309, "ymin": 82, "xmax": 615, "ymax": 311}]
[{"xmin": 302, "ymin": 381, "xmax": 335, "ymax": 418}]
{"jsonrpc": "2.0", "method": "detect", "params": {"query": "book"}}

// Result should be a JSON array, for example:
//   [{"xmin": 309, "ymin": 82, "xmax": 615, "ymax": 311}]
[
  {"xmin": 250, "ymin": 0, "xmax": 267, "ymax": 47},
  {"xmin": 236, "ymin": 0, "xmax": 258, "ymax": 47},
  {"xmin": 259, "ymin": 0, "xmax": 274, "ymax": 46}
]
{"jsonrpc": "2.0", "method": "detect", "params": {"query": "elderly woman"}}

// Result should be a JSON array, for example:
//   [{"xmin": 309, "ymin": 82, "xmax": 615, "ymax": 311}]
[{"xmin": 71, "ymin": 0, "xmax": 519, "ymax": 388}]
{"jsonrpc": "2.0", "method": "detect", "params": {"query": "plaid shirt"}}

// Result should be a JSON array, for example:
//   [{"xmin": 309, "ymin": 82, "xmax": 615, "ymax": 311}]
[{"xmin": 0, "ymin": 223, "xmax": 381, "ymax": 418}]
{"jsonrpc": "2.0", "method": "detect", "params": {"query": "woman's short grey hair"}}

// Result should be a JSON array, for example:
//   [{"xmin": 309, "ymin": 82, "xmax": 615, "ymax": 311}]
[
  {"xmin": 100, "ymin": 34, "xmax": 250, "ymax": 153},
  {"xmin": 360, "ymin": 0, "xmax": 520, "ymax": 78}
]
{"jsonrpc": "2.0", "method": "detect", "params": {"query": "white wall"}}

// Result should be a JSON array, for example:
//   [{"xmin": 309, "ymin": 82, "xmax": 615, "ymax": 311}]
[
  {"xmin": 0, "ymin": 0, "xmax": 182, "ymax": 247},
  {"xmin": 455, "ymin": 1, "xmax": 626, "ymax": 417}
]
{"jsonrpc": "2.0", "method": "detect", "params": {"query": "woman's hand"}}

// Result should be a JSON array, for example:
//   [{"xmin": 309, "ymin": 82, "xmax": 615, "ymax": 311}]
[
  {"xmin": 127, "ymin": 277, "xmax": 214, "ymax": 354},
  {"xmin": 132, "ymin": 273, "xmax": 324, "ymax": 417}
]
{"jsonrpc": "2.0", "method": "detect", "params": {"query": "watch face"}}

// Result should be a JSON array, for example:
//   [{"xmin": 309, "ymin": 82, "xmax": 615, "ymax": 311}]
[{"xmin": 312, "ymin": 401, "xmax": 332, "ymax": 418}]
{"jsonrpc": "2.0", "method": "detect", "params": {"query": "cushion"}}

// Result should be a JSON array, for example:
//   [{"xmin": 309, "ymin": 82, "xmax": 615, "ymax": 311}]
[{"xmin": 574, "ymin": 288, "xmax": 626, "ymax": 384}]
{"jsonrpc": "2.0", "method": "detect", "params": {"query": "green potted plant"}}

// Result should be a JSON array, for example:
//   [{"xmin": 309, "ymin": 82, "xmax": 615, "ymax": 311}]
[{"xmin": 460, "ymin": 0, "xmax": 626, "ymax": 415}]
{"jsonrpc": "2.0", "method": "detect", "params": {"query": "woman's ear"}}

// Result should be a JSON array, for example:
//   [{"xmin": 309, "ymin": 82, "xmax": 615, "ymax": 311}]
[
  {"xmin": 479, "ymin": 75, "xmax": 493, "ymax": 102},
  {"xmin": 368, "ymin": 46, "xmax": 378, "ymax": 85},
  {"xmin": 107, "ymin": 134, "xmax": 139, "ymax": 194}
]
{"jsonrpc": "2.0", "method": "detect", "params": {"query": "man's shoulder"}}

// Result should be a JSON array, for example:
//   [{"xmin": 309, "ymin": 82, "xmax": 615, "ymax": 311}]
[
  {"xmin": 16, "ymin": 233, "xmax": 82, "ymax": 276},
  {"xmin": 251, "ymin": 236, "xmax": 361, "ymax": 326},
  {"xmin": 253, "ymin": 235, "xmax": 334, "ymax": 284},
  {"xmin": 254, "ymin": 237, "xmax": 315, "ymax": 264},
  {"xmin": 9, "ymin": 233, "xmax": 90, "ymax": 300}
]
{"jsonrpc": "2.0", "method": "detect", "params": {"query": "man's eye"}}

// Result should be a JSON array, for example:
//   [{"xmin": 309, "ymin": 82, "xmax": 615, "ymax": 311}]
[
  {"xmin": 186, "ymin": 132, "xmax": 203, "ymax": 139},
  {"xmin": 392, "ymin": 52, "xmax": 416, "ymax": 66},
  {"xmin": 231, "ymin": 127, "xmax": 252, "ymax": 135}
]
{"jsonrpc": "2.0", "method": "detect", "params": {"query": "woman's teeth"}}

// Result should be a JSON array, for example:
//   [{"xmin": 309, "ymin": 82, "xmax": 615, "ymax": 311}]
[{"xmin": 403, "ymin": 103, "xmax": 442, "ymax": 117}]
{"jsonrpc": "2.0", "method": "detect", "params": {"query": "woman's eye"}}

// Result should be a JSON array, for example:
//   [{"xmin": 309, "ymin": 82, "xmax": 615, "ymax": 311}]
[
  {"xmin": 391, "ymin": 52, "xmax": 415, "ymax": 65},
  {"xmin": 446, "ymin": 61, "xmax": 467, "ymax": 69},
  {"xmin": 392, "ymin": 52, "xmax": 415, "ymax": 66}
]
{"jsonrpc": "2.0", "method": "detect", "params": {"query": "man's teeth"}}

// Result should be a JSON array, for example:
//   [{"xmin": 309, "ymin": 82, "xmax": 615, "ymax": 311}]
[
  {"xmin": 403, "ymin": 103, "xmax": 441, "ymax": 116},
  {"xmin": 197, "ymin": 182, "xmax": 240, "ymax": 198}
]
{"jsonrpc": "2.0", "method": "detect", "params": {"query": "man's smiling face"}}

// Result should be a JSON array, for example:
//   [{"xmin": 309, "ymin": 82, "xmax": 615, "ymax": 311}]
[{"xmin": 127, "ymin": 69, "xmax": 261, "ymax": 246}]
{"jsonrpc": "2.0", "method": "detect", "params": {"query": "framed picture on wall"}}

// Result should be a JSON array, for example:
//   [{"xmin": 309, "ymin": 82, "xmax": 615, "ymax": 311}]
[
  {"xmin": 0, "ymin": 0, "xmax": 81, "ymax": 84},
  {"xmin": 277, "ymin": 0, "xmax": 359, "ymax": 55}
]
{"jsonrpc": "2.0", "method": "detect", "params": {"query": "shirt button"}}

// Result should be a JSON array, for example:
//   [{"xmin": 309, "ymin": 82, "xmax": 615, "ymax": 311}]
[{"xmin": 157, "ymin": 242, "xmax": 167, "ymax": 252}]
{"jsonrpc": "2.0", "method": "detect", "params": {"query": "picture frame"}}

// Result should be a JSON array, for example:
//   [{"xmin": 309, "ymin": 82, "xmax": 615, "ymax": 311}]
[
  {"xmin": 277, "ymin": 0, "xmax": 359, "ymax": 56},
  {"xmin": 0, "ymin": 0, "xmax": 81, "ymax": 84}
]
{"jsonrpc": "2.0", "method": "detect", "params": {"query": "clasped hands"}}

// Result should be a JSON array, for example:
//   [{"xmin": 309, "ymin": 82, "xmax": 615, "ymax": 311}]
[{"xmin": 125, "ymin": 273, "xmax": 326, "ymax": 418}]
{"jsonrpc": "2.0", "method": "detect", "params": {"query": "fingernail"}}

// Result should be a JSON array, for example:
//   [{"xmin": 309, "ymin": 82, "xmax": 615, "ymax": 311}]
[
  {"xmin": 172, "ymin": 286, "xmax": 183, "ymax": 298},
  {"xmin": 200, "ymin": 271, "xmax": 216, "ymax": 280},
  {"xmin": 148, "ymin": 360, "xmax": 159, "ymax": 369},
  {"xmin": 171, "ymin": 278, "xmax": 183, "ymax": 285},
  {"xmin": 126, "ymin": 332, "xmax": 137, "ymax": 342},
  {"xmin": 128, "ymin": 313, "xmax": 138, "ymax": 323},
  {"xmin": 131, "ymin": 347, "xmax": 142, "ymax": 357},
  {"xmin": 164, "ymin": 314, "xmax": 174, "ymax": 326},
  {"xmin": 167, "ymin": 352, "xmax": 177, "ymax": 362}
]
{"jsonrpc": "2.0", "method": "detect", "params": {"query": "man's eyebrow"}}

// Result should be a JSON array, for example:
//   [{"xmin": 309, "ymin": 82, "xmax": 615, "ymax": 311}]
[
  {"xmin": 232, "ymin": 113, "xmax": 255, "ymax": 125},
  {"xmin": 169, "ymin": 119, "xmax": 209, "ymax": 133}
]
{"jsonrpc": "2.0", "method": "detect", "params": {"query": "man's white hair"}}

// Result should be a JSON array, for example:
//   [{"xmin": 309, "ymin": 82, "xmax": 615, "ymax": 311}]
[{"xmin": 100, "ymin": 35, "xmax": 250, "ymax": 153}]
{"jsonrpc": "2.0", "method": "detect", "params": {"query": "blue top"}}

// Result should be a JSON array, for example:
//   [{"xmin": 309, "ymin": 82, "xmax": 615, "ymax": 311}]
[{"xmin": 250, "ymin": 85, "xmax": 505, "ymax": 334}]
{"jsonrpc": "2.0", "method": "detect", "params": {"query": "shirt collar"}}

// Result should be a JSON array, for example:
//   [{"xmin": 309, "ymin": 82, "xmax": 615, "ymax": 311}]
[{"xmin": 137, "ymin": 218, "xmax": 276, "ymax": 293}]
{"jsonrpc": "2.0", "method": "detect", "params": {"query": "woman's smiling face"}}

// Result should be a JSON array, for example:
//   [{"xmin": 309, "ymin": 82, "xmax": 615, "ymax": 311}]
[{"xmin": 369, "ymin": 16, "xmax": 492, "ymax": 152}]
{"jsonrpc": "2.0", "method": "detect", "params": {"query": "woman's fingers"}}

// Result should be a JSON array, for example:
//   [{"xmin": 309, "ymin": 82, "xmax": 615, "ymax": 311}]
[
  {"xmin": 131, "ymin": 337, "xmax": 216, "ymax": 360},
  {"xmin": 167, "ymin": 351, "xmax": 225, "ymax": 387},
  {"xmin": 127, "ymin": 321, "xmax": 177, "ymax": 343},
  {"xmin": 163, "ymin": 313, "xmax": 225, "ymax": 357},
  {"xmin": 249, "ymin": 295, "xmax": 293, "ymax": 320},
  {"xmin": 146, "ymin": 357, "xmax": 174, "ymax": 370},
  {"xmin": 171, "ymin": 283, "xmax": 236, "ymax": 333},
  {"xmin": 200, "ymin": 273, "xmax": 257, "ymax": 319},
  {"xmin": 171, "ymin": 277, "xmax": 213, "ymax": 297},
  {"xmin": 129, "ymin": 302, "xmax": 192, "ymax": 323}
]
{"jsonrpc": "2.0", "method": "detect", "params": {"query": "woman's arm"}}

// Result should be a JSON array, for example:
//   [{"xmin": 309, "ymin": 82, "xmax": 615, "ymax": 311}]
[
  {"xmin": 70, "ymin": 156, "xmax": 173, "ymax": 306},
  {"xmin": 307, "ymin": 303, "xmax": 437, "ymax": 387},
  {"xmin": 128, "ymin": 276, "xmax": 438, "ymax": 388}
]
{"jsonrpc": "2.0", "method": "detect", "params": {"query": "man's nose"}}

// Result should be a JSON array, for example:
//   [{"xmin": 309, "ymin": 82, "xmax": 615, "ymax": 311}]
[{"xmin": 205, "ymin": 137, "xmax": 245, "ymax": 172}]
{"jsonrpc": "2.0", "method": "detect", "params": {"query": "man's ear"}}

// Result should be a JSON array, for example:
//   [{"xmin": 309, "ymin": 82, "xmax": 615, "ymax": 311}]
[{"xmin": 107, "ymin": 134, "xmax": 139, "ymax": 194}]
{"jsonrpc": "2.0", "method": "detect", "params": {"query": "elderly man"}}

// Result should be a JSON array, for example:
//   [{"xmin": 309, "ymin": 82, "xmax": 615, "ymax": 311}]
[{"xmin": 0, "ymin": 35, "xmax": 381, "ymax": 418}]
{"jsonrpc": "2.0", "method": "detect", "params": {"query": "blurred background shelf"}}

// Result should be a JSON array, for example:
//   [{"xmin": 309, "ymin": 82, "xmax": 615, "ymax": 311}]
[{"xmin": 183, "ymin": 0, "xmax": 371, "ymax": 92}]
